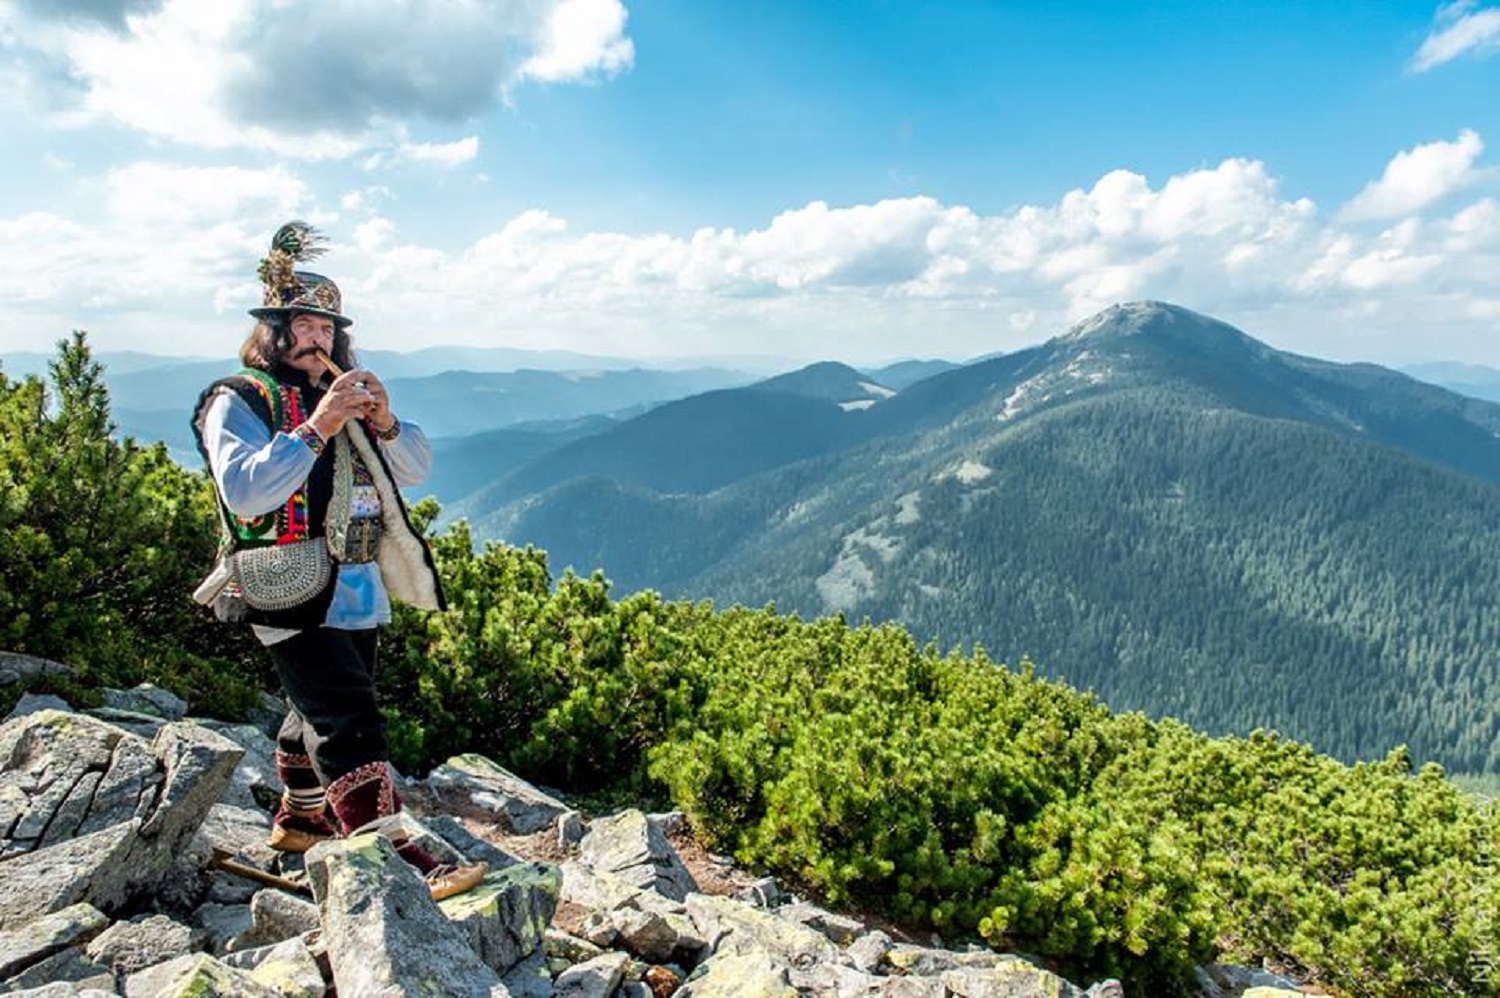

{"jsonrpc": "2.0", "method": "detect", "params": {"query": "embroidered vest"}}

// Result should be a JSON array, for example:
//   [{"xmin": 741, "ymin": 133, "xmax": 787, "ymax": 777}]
[
  {"xmin": 191, "ymin": 367, "xmax": 446, "ymax": 628},
  {"xmin": 221, "ymin": 369, "xmax": 321, "ymax": 547}
]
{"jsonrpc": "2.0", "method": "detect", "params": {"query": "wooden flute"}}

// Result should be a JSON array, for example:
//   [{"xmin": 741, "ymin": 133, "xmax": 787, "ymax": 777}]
[{"xmin": 312, "ymin": 347, "xmax": 345, "ymax": 379}]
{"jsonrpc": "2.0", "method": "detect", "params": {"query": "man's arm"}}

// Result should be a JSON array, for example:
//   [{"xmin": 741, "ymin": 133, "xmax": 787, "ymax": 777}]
[{"xmin": 374, "ymin": 418, "xmax": 432, "ymax": 487}]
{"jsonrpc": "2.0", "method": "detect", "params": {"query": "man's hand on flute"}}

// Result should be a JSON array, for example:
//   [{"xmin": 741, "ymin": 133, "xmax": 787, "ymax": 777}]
[{"xmin": 309, "ymin": 349, "xmax": 396, "ymax": 437}]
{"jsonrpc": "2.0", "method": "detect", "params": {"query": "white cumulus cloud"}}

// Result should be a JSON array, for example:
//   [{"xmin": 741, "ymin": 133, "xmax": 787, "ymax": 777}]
[
  {"xmin": 2, "ymin": 0, "xmax": 633, "ymax": 158},
  {"xmin": 0, "ymin": 162, "xmax": 310, "ymax": 330},
  {"xmin": 1410, "ymin": 2, "xmax": 1500, "ymax": 72},
  {"xmin": 1340, "ymin": 130, "xmax": 1488, "ymax": 221},
  {"xmin": 5, "ymin": 144, "xmax": 1500, "ymax": 366},
  {"xmin": 518, "ymin": 0, "xmax": 634, "ymax": 84}
]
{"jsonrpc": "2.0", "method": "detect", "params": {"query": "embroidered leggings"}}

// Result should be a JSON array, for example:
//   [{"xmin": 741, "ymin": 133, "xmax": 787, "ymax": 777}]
[{"xmin": 268, "ymin": 626, "xmax": 388, "ymax": 786}]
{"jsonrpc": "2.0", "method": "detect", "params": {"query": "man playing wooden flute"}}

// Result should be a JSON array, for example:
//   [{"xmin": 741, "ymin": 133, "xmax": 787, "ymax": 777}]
[{"xmin": 190, "ymin": 221, "xmax": 486, "ymax": 901}]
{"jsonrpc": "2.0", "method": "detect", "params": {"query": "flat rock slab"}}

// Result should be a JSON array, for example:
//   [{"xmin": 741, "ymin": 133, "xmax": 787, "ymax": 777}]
[
  {"xmin": 885, "ymin": 945, "xmax": 1007, "ymax": 976},
  {"xmin": 678, "ymin": 951, "xmax": 798, "ymax": 998},
  {"xmin": 9, "ymin": 984, "xmax": 117, "ymax": 998},
  {"xmin": 941, "ymin": 960, "xmax": 1088, "ymax": 998},
  {"xmin": 245, "ymin": 937, "xmax": 327, "ymax": 998},
  {"xmin": 774, "ymin": 901, "xmax": 866, "ymax": 945},
  {"xmin": 86, "ymin": 913, "xmax": 199, "ymax": 978},
  {"xmin": 0, "ymin": 902, "xmax": 108, "ymax": 979},
  {"xmin": 2, "ymin": 945, "xmax": 115, "ymax": 993},
  {"xmin": 124, "ymin": 952, "xmax": 283, "ymax": 997},
  {"xmin": 587, "ymin": 907, "xmax": 707, "ymax": 964},
  {"xmin": 443, "ymin": 859, "xmax": 562, "ymax": 975},
  {"xmin": 0, "ymin": 820, "xmax": 139, "ymax": 931},
  {"xmin": 554, "ymin": 950, "xmax": 630, "ymax": 998},
  {"xmin": 561, "ymin": 860, "xmax": 687, "ymax": 917},
  {"xmin": 100, "ymin": 684, "xmax": 188, "ymax": 721},
  {"xmin": 228, "ymin": 888, "xmax": 320, "ymax": 953},
  {"xmin": 427, "ymin": 753, "xmax": 572, "ymax": 834},
  {"xmin": 686, "ymin": 893, "xmax": 838, "ymax": 970}
]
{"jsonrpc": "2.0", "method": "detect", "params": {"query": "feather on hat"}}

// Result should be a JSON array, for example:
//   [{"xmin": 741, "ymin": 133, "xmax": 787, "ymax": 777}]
[{"xmin": 248, "ymin": 221, "xmax": 352, "ymax": 328}]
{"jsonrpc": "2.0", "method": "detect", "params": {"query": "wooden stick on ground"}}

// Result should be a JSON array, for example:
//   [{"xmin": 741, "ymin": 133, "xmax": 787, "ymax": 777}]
[{"xmin": 208, "ymin": 847, "xmax": 312, "ymax": 897}]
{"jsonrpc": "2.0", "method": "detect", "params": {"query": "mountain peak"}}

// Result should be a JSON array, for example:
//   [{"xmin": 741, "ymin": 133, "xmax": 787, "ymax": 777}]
[
  {"xmin": 755, "ymin": 361, "xmax": 895, "ymax": 405},
  {"xmin": 1057, "ymin": 301, "xmax": 1271, "ymax": 360},
  {"xmin": 1061, "ymin": 301, "xmax": 1210, "ymax": 341}
]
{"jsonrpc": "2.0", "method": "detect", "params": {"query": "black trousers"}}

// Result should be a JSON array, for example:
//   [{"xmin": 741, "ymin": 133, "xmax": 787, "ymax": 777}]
[{"xmin": 267, "ymin": 627, "xmax": 388, "ymax": 786}]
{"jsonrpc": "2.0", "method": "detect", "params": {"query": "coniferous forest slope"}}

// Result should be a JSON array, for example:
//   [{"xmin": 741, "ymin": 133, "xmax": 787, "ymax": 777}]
[{"xmin": 477, "ymin": 302, "xmax": 1500, "ymax": 775}]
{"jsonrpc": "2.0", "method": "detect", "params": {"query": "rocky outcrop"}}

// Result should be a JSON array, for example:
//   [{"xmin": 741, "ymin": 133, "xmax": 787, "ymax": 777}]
[
  {"xmin": 0, "ymin": 679, "xmax": 1302, "ymax": 998},
  {"xmin": 0, "ymin": 711, "xmax": 243, "ymax": 931},
  {"xmin": 0, "ymin": 690, "xmax": 565, "ymax": 996}
]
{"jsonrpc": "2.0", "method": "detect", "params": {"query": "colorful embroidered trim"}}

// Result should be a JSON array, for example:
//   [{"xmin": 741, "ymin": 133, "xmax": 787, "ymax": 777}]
[
  {"xmin": 325, "ymin": 759, "xmax": 398, "ymax": 816},
  {"xmin": 293, "ymin": 422, "xmax": 326, "ymax": 455},
  {"xmin": 372, "ymin": 416, "xmax": 401, "ymax": 441},
  {"xmin": 227, "ymin": 369, "xmax": 314, "ymax": 545},
  {"xmin": 274, "ymin": 750, "xmax": 316, "ymax": 770}
]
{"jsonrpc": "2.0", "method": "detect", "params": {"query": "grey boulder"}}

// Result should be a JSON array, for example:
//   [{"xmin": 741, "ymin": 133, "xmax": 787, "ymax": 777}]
[{"xmin": 579, "ymin": 809, "xmax": 698, "ymax": 903}]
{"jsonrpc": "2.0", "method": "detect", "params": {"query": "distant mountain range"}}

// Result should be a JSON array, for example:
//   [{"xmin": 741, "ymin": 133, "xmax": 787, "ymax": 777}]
[
  {"xmin": 1401, "ymin": 361, "xmax": 1500, "ymax": 404},
  {"xmin": 462, "ymin": 302, "xmax": 1500, "ymax": 775},
  {"xmin": 0, "ymin": 349, "xmax": 770, "ymax": 462},
  {"xmin": 0, "ymin": 344, "xmax": 790, "ymax": 379},
  {"xmin": 0, "ymin": 345, "xmax": 970, "ymax": 469}
]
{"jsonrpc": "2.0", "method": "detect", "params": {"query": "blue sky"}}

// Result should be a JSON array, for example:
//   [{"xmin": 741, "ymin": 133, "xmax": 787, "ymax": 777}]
[{"xmin": 2, "ymin": 0, "xmax": 1498, "ymax": 366}]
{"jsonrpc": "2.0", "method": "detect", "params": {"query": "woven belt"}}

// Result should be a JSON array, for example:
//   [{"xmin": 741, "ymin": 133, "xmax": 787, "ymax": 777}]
[{"xmin": 343, "ymin": 517, "xmax": 382, "ymax": 563}]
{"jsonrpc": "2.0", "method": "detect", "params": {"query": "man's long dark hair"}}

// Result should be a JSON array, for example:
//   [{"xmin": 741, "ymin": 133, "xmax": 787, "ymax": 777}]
[{"xmin": 239, "ymin": 316, "xmax": 356, "ymax": 377}]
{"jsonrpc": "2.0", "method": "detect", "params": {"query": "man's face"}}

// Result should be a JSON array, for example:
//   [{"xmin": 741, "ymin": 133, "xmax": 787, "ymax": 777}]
[{"xmin": 285, "ymin": 312, "xmax": 337, "ymax": 379}]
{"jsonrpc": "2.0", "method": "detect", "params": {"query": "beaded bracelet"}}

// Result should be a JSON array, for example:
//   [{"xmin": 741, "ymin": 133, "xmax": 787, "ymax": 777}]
[
  {"xmin": 372, "ymin": 416, "xmax": 401, "ymax": 442},
  {"xmin": 293, "ymin": 422, "xmax": 326, "ymax": 455}
]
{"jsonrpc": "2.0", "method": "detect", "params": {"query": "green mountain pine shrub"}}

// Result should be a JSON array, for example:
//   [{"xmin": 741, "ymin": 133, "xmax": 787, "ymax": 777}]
[
  {"xmin": 0, "ymin": 334, "xmax": 263, "ymax": 717},
  {"xmin": 392, "ymin": 549, "xmax": 1497, "ymax": 994}
]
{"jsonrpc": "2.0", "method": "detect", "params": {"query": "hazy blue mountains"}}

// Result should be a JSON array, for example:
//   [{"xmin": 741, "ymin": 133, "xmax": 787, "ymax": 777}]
[
  {"xmin": 0, "ymin": 347, "xmax": 762, "ymax": 462},
  {"xmin": 1401, "ymin": 360, "xmax": 1500, "ymax": 404},
  {"xmin": 444, "ymin": 363, "xmax": 896, "ymax": 521}
]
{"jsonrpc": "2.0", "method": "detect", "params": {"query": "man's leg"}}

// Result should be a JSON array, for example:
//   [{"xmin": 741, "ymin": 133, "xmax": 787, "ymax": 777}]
[
  {"xmin": 265, "ymin": 639, "xmax": 346, "ymax": 852},
  {"xmin": 268, "ymin": 715, "xmax": 337, "ymax": 852},
  {"xmin": 270, "ymin": 627, "xmax": 486, "ymax": 899}
]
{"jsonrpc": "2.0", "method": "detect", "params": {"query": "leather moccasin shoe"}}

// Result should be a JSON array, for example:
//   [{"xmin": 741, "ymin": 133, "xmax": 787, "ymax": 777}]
[
  {"xmin": 267, "ymin": 822, "xmax": 334, "ymax": 854},
  {"xmin": 426, "ymin": 861, "xmax": 489, "ymax": 901}
]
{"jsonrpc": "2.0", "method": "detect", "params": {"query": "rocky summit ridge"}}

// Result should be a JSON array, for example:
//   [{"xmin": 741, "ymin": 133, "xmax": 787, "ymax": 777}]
[{"xmin": 0, "ymin": 656, "xmax": 1306, "ymax": 998}]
